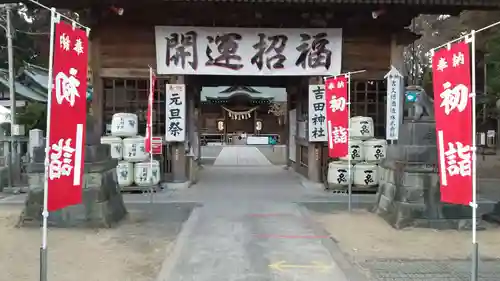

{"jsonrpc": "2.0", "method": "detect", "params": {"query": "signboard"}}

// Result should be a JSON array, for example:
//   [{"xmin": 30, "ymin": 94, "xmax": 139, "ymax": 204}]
[
  {"xmin": 431, "ymin": 41, "xmax": 473, "ymax": 206},
  {"xmin": 325, "ymin": 76, "xmax": 349, "ymax": 157},
  {"xmin": 155, "ymin": 26, "xmax": 342, "ymax": 76},
  {"xmin": 47, "ymin": 20, "xmax": 88, "ymax": 211},
  {"xmin": 152, "ymin": 136, "xmax": 163, "ymax": 155},
  {"xmin": 165, "ymin": 84, "xmax": 186, "ymax": 142},
  {"xmin": 385, "ymin": 66, "xmax": 403, "ymax": 140},
  {"xmin": 308, "ymin": 85, "xmax": 327, "ymax": 142},
  {"xmin": 268, "ymin": 135, "xmax": 278, "ymax": 145}
]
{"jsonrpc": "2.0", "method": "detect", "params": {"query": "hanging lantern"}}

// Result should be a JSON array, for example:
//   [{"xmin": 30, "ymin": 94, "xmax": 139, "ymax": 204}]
[
  {"xmin": 255, "ymin": 120, "xmax": 262, "ymax": 132},
  {"xmin": 217, "ymin": 119, "xmax": 224, "ymax": 132}
]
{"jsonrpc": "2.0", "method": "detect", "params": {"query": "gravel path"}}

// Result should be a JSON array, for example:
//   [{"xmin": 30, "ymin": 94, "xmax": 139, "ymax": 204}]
[
  {"xmin": 0, "ymin": 203, "xmax": 194, "ymax": 281},
  {"xmin": 311, "ymin": 209, "xmax": 500, "ymax": 281}
]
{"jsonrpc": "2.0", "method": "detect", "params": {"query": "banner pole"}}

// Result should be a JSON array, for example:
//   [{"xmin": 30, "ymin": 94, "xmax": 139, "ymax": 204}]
[
  {"xmin": 40, "ymin": 8, "xmax": 57, "ymax": 281},
  {"xmin": 346, "ymin": 73, "xmax": 352, "ymax": 213},
  {"xmin": 469, "ymin": 30, "xmax": 479, "ymax": 281},
  {"xmin": 324, "ymin": 70, "xmax": 365, "ymax": 212},
  {"xmin": 148, "ymin": 67, "xmax": 154, "ymax": 205}
]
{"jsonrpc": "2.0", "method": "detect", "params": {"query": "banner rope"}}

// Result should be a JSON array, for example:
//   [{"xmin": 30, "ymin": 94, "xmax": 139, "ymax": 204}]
[
  {"xmin": 26, "ymin": 0, "xmax": 91, "ymax": 33},
  {"xmin": 323, "ymin": 69, "xmax": 366, "ymax": 80},
  {"xmin": 429, "ymin": 18, "xmax": 500, "ymax": 53}
]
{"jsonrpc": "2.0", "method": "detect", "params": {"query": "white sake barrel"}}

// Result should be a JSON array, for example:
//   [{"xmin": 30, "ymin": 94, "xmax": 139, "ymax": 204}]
[
  {"xmin": 327, "ymin": 161, "xmax": 353, "ymax": 186},
  {"xmin": 123, "ymin": 137, "xmax": 148, "ymax": 162},
  {"xmin": 111, "ymin": 113, "xmax": 138, "ymax": 137},
  {"xmin": 339, "ymin": 139, "xmax": 364, "ymax": 162},
  {"xmin": 116, "ymin": 161, "xmax": 134, "ymax": 187},
  {"xmin": 350, "ymin": 116, "xmax": 374, "ymax": 140},
  {"xmin": 363, "ymin": 138, "xmax": 387, "ymax": 162},
  {"xmin": 353, "ymin": 162, "xmax": 378, "ymax": 187},
  {"xmin": 100, "ymin": 136, "xmax": 123, "ymax": 160},
  {"xmin": 134, "ymin": 160, "xmax": 161, "ymax": 186}
]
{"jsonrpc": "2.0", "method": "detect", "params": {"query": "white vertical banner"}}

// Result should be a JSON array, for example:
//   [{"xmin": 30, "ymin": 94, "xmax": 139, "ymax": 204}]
[
  {"xmin": 385, "ymin": 66, "xmax": 403, "ymax": 140},
  {"xmin": 165, "ymin": 84, "xmax": 186, "ymax": 142},
  {"xmin": 308, "ymin": 85, "xmax": 327, "ymax": 142}
]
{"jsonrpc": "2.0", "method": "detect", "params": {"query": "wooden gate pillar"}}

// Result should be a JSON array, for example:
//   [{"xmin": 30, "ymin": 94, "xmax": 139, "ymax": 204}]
[
  {"xmin": 306, "ymin": 76, "xmax": 323, "ymax": 183},
  {"xmin": 285, "ymin": 85, "xmax": 292, "ymax": 168},
  {"xmin": 185, "ymin": 82, "xmax": 199, "ymax": 184},
  {"xmin": 89, "ymin": 36, "xmax": 104, "ymax": 137},
  {"xmin": 170, "ymin": 75, "xmax": 188, "ymax": 183},
  {"xmin": 294, "ymin": 90, "xmax": 303, "ymax": 172}
]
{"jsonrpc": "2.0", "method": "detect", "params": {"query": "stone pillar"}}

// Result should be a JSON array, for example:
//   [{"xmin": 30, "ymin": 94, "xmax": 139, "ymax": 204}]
[
  {"xmin": 171, "ymin": 75, "xmax": 187, "ymax": 183},
  {"xmin": 307, "ymin": 77, "xmax": 322, "ymax": 182}
]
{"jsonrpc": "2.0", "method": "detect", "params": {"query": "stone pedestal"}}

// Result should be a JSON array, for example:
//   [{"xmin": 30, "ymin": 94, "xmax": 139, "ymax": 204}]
[
  {"xmin": 18, "ymin": 144, "xmax": 128, "ymax": 228},
  {"xmin": 373, "ymin": 120, "xmax": 474, "ymax": 229}
]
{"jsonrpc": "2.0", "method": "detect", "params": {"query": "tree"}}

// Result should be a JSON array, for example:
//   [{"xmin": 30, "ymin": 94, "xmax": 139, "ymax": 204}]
[
  {"xmin": 404, "ymin": 11, "xmax": 500, "ymax": 85},
  {"xmin": 405, "ymin": 10, "xmax": 500, "ymax": 128},
  {"xmin": 0, "ymin": 4, "xmax": 52, "ymax": 72}
]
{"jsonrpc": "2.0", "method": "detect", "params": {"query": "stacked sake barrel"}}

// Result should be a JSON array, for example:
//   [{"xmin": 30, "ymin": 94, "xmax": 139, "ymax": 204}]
[
  {"xmin": 327, "ymin": 116, "xmax": 387, "ymax": 191},
  {"xmin": 100, "ymin": 113, "xmax": 161, "ymax": 190}
]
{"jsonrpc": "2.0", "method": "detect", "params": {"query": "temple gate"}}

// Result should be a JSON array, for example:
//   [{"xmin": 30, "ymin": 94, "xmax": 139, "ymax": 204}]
[{"xmin": 26, "ymin": 0, "xmax": 499, "ymax": 187}]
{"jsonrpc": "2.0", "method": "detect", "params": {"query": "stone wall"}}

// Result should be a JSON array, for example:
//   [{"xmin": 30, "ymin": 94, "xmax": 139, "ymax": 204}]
[{"xmin": 374, "ymin": 161, "xmax": 440, "ymax": 229}]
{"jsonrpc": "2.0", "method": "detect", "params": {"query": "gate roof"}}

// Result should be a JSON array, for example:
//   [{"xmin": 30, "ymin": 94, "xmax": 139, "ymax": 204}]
[{"xmin": 3, "ymin": 0, "xmax": 499, "ymax": 9}]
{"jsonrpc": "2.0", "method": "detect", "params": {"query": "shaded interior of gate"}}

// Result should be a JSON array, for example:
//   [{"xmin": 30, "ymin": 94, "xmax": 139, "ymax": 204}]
[{"xmin": 101, "ymin": 75, "xmax": 389, "ymax": 181}]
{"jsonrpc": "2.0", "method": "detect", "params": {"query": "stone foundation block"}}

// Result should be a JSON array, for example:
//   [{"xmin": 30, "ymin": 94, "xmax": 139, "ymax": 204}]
[{"xmin": 18, "ymin": 145, "xmax": 127, "ymax": 228}]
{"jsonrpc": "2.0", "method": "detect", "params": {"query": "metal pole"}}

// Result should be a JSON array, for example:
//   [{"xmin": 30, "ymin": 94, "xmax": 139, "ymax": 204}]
[
  {"xmin": 346, "ymin": 73, "xmax": 352, "ymax": 213},
  {"xmin": 41, "ymin": 8, "xmax": 57, "ymax": 281},
  {"xmin": 5, "ymin": 4, "xmax": 16, "ymax": 188},
  {"xmin": 324, "ymin": 71, "xmax": 365, "ymax": 212},
  {"xmin": 148, "ymin": 67, "xmax": 154, "ymax": 205},
  {"xmin": 470, "ymin": 30, "xmax": 479, "ymax": 281}
]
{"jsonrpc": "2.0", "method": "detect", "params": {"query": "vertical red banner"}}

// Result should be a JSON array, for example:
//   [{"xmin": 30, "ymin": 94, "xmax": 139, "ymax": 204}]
[
  {"xmin": 325, "ymin": 75, "xmax": 349, "ymax": 158},
  {"xmin": 145, "ymin": 69, "xmax": 156, "ymax": 153},
  {"xmin": 47, "ymin": 21, "xmax": 88, "ymax": 211},
  {"xmin": 432, "ymin": 41, "xmax": 473, "ymax": 206}
]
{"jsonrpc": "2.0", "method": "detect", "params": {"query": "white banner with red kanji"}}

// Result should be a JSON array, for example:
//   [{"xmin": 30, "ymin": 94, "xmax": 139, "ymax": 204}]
[
  {"xmin": 47, "ymin": 20, "xmax": 88, "ymax": 211},
  {"xmin": 431, "ymin": 41, "xmax": 473, "ymax": 206}
]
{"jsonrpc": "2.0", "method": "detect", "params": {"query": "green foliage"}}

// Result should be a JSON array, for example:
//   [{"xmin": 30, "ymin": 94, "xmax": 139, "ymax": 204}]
[
  {"xmin": 0, "ymin": 102, "xmax": 47, "ymax": 136},
  {"xmin": 486, "ymin": 31, "xmax": 500, "ymax": 98},
  {"xmin": 17, "ymin": 102, "xmax": 46, "ymax": 132}
]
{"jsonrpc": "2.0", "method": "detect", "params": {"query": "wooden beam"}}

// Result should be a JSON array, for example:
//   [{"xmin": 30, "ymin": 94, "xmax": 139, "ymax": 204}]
[{"xmin": 100, "ymin": 68, "xmax": 150, "ymax": 78}]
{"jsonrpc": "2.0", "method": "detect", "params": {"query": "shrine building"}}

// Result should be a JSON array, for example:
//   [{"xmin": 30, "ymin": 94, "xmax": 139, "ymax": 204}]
[{"xmin": 9, "ymin": 0, "xmax": 500, "ymax": 186}]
